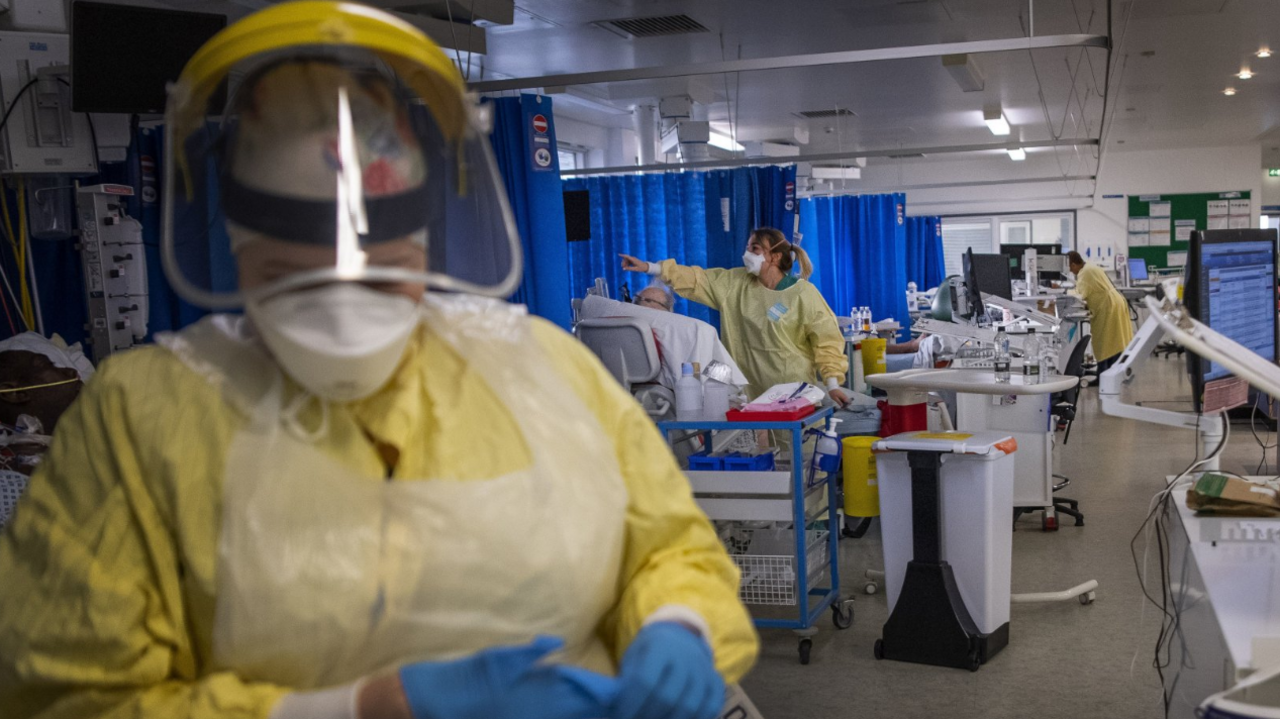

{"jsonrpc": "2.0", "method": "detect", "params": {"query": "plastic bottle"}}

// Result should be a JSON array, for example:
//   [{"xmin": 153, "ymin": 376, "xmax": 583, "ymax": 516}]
[
  {"xmin": 1022, "ymin": 328, "xmax": 1041, "ymax": 384},
  {"xmin": 1040, "ymin": 337, "xmax": 1057, "ymax": 379},
  {"xmin": 994, "ymin": 327, "xmax": 1011, "ymax": 383},
  {"xmin": 675, "ymin": 363, "xmax": 704, "ymax": 421},
  {"xmin": 703, "ymin": 380, "xmax": 731, "ymax": 421},
  {"xmin": 861, "ymin": 307, "xmax": 872, "ymax": 333},
  {"xmin": 813, "ymin": 417, "xmax": 844, "ymax": 478}
]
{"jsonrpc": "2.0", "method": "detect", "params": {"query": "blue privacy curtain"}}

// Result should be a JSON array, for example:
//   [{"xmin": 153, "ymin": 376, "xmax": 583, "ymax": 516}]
[
  {"xmin": 904, "ymin": 216, "xmax": 945, "ymax": 290},
  {"xmin": 564, "ymin": 165, "xmax": 796, "ymax": 326},
  {"xmin": 488, "ymin": 94, "xmax": 572, "ymax": 329},
  {"xmin": 563, "ymin": 173, "xmax": 713, "ymax": 324},
  {"xmin": 798, "ymin": 193, "xmax": 909, "ymax": 325}
]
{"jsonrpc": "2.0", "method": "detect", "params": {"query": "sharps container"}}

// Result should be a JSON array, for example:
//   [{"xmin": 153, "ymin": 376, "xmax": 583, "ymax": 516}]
[{"xmin": 841, "ymin": 436, "xmax": 879, "ymax": 518}]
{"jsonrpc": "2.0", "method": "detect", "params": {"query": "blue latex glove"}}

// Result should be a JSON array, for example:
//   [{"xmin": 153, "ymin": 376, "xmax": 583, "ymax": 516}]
[
  {"xmin": 612, "ymin": 622, "xmax": 725, "ymax": 719},
  {"xmin": 400, "ymin": 636, "xmax": 619, "ymax": 719}
]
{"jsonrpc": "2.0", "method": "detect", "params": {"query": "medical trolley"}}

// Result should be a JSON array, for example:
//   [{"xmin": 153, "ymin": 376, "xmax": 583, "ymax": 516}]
[{"xmin": 658, "ymin": 406, "xmax": 855, "ymax": 665}]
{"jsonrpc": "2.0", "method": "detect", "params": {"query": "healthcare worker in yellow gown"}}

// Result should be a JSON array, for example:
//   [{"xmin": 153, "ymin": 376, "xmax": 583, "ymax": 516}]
[
  {"xmin": 0, "ymin": 5, "xmax": 757, "ymax": 719},
  {"xmin": 621, "ymin": 228, "xmax": 850, "ymax": 407},
  {"xmin": 1066, "ymin": 250, "xmax": 1134, "ymax": 372}
]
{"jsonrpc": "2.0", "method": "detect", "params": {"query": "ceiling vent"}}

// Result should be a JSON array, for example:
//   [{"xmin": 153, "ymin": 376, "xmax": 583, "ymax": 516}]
[
  {"xmin": 794, "ymin": 108, "xmax": 856, "ymax": 120},
  {"xmin": 595, "ymin": 15, "xmax": 709, "ymax": 39}
]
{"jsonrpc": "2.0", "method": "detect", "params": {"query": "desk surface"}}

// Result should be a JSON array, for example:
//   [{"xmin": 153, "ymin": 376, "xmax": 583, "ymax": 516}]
[
  {"xmin": 1173, "ymin": 487, "xmax": 1280, "ymax": 672},
  {"xmin": 866, "ymin": 368, "xmax": 1077, "ymax": 395}
]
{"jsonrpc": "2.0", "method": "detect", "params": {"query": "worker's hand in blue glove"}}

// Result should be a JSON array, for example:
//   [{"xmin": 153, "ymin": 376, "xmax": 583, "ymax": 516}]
[
  {"xmin": 392, "ymin": 636, "xmax": 618, "ymax": 719},
  {"xmin": 612, "ymin": 622, "xmax": 725, "ymax": 719}
]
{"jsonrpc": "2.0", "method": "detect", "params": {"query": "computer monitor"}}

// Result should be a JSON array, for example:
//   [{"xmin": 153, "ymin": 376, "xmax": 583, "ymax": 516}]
[
  {"xmin": 72, "ymin": 2, "xmax": 227, "ymax": 114},
  {"xmin": 1127, "ymin": 258, "xmax": 1149, "ymax": 282},
  {"xmin": 964, "ymin": 251, "xmax": 1014, "ymax": 302},
  {"xmin": 1184, "ymin": 229, "xmax": 1279, "ymax": 411},
  {"xmin": 999, "ymin": 243, "xmax": 1062, "ymax": 280}
]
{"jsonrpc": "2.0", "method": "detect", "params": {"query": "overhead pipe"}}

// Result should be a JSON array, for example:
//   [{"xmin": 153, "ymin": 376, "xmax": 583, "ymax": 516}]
[
  {"xmin": 560, "ymin": 138, "xmax": 1100, "ymax": 177},
  {"xmin": 469, "ymin": 34, "xmax": 1109, "ymax": 93}
]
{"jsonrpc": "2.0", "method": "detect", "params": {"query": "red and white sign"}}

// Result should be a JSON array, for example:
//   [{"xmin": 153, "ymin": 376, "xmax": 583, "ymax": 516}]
[
  {"xmin": 785, "ymin": 181, "xmax": 795, "ymax": 196},
  {"xmin": 532, "ymin": 114, "xmax": 549, "ymax": 134}
]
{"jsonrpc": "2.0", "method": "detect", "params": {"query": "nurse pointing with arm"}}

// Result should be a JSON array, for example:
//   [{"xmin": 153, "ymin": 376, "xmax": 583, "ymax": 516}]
[
  {"xmin": 0, "ymin": 4, "xmax": 757, "ymax": 719},
  {"xmin": 621, "ymin": 227, "xmax": 851, "ymax": 408}
]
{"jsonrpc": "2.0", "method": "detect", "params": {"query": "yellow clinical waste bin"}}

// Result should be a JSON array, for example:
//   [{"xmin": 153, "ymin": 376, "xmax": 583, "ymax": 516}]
[
  {"xmin": 861, "ymin": 338, "xmax": 887, "ymax": 377},
  {"xmin": 842, "ymin": 436, "xmax": 880, "ymax": 517}
]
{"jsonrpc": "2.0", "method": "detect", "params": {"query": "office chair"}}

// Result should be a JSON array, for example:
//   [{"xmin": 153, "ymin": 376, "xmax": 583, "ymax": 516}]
[{"xmin": 1014, "ymin": 335, "xmax": 1089, "ymax": 530}]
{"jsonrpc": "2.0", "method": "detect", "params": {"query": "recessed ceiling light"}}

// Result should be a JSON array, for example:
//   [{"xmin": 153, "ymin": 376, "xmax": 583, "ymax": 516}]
[
  {"xmin": 1007, "ymin": 147, "xmax": 1026, "ymax": 161},
  {"xmin": 1238, "ymin": 69, "xmax": 1254, "ymax": 79},
  {"xmin": 1224, "ymin": 87, "xmax": 1237, "ymax": 95},
  {"xmin": 1259, "ymin": 49, "xmax": 1273, "ymax": 58}
]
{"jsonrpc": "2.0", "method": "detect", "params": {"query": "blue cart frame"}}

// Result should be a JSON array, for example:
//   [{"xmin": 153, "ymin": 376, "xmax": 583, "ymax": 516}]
[{"xmin": 658, "ymin": 406, "xmax": 853, "ymax": 664}]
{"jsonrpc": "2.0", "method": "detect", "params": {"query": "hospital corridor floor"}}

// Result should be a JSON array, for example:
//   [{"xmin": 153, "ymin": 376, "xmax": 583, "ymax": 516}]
[{"xmin": 739, "ymin": 359, "xmax": 1255, "ymax": 718}]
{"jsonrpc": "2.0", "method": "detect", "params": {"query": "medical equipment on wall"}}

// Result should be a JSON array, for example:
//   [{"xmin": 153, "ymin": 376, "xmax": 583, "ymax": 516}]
[
  {"xmin": 0, "ymin": 32, "xmax": 97, "ymax": 175},
  {"xmin": 75, "ymin": 184, "xmax": 148, "ymax": 359}
]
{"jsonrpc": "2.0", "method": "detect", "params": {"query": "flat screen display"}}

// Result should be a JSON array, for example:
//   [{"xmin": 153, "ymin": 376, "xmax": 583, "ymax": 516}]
[
  {"xmin": 1197, "ymin": 238, "xmax": 1276, "ymax": 382},
  {"xmin": 1127, "ymin": 258, "xmax": 1148, "ymax": 282}
]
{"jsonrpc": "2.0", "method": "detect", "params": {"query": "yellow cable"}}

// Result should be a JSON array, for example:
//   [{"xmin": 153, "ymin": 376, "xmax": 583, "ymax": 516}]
[
  {"xmin": 18, "ymin": 179, "xmax": 31, "ymax": 329},
  {"xmin": 0, "ymin": 377, "xmax": 79, "ymax": 393}
]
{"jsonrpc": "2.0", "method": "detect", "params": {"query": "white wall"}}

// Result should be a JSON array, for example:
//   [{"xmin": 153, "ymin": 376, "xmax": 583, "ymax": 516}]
[
  {"xmin": 1076, "ymin": 145, "xmax": 1262, "ymax": 262},
  {"xmin": 1263, "ymin": 169, "xmax": 1280, "ymax": 209},
  {"xmin": 855, "ymin": 144, "xmax": 1262, "ymax": 263},
  {"xmin": 554, "ymin": 115, "xmax": 638, "ymax": 170}
]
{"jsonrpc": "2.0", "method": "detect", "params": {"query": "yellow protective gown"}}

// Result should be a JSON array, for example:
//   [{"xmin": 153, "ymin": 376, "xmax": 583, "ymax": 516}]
[
  {"xmin": 658, "ymin": 261, "xmax": 846, "ymax": 398},
  {"xmin": 0, "ymin": 314, "xmax": 758, "ymax": 719},
  {"xmin": 1073, "ymin": 263, "xmax": 1134, "ymax": 361}
]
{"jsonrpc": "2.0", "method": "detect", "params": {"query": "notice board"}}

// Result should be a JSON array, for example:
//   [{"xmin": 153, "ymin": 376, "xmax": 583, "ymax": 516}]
[{"xmin": 1127, "ymin": 191, "xmax": 1252, "ymax": 269}]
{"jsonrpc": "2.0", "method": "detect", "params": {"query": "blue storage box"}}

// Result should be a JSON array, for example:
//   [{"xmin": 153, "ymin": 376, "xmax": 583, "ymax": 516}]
[
  {"xmin": 723, "ymin": 451, "xmax": 776, "ymax": 472},
  {"xmin": 688, "ymin": 451, "xmax": 726, "ymax": 471}
]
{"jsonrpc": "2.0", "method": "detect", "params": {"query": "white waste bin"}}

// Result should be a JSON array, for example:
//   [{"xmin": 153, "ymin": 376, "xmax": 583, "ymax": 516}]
[{"xmin": 873, "ymin": 430, "xmax": 1017, "ymax": 669}]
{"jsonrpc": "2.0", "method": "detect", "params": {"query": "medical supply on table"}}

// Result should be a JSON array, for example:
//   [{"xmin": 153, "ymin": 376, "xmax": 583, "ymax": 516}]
[
  {"xmin": 703, "ymin": 380, "xmax": 732, "ymax": 421},
  {"xmin": 1022, "ymin": 329, "xmax": 1042, "ymax": 384},
  {"xmin": 676, "ymin": 363, "xmax": 705, "ymax": 421},
  {"xmin": 399, "ymin": 636, "xmax": 617, "ymax": 719},
  {"xmin": 861, "ymin": 338, "xmax": 887, "ymax": 377},
  {"xmin": 613, "ymin": 622, "xmax": 726, "ymax": 719},
  {"xmin": 861, "ymin": 307, "xmax": 872, "ymax": 334},
  {"xmin": 842, "ymin": 436, "xmax": 880, "ymax": 518},
  {"xmin": 994, "ymin": 327, "xmax": 1011, "ymax": 383}
]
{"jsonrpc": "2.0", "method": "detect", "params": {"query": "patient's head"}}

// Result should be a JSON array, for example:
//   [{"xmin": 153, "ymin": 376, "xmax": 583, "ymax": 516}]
[{"xmin": 635, "ymin": 285, "xmax": 674, "ymax": 312}]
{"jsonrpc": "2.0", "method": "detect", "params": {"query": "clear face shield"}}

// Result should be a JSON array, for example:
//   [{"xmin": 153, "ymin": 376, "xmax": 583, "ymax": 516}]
[{"xmin": 162, "ymin": 49, "xmax": 521, "ymax": 310}]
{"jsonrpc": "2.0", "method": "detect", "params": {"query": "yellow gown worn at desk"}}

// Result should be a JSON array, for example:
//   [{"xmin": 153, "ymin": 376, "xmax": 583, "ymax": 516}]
[
  {"xmin": 0, "ymin": 309, "xmax": 758, "ymax": 719},
  {"xmin": 658, "ymin": 260, "xmax": 847, "ymax": 398},
  {"xmin": 1073, "ymin": 263, "xmax": 1134, "ymax": 361}
]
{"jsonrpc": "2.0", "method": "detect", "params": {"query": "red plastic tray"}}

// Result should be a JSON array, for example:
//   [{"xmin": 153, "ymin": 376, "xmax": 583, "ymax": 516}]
[{"xmin": 725, "ymin": 405, "xmax": 817, "ymax": 422}]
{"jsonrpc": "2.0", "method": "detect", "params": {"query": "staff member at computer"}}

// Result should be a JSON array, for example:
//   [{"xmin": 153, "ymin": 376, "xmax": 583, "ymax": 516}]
[
  {"xmin": 1067, "ymin": 251, "xmax": 1134, "ymax": 373},
  {"xmin": 620, "ymin": 228, "xmax": 850, "ymax": 408}
]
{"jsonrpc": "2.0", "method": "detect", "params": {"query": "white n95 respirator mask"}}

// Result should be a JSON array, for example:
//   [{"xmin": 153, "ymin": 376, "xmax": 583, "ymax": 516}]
[
  {"xmin": 742, "ymin": 251, "xmax": 766, "ymax": 275},
  {"xmin": 247, "ymin": 284, "xmax": 421, "ymax": 403}
]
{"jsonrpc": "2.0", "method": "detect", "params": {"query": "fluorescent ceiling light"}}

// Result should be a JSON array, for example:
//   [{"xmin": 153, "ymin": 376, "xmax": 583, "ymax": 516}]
[
  {"xmin": 709, "ymin": 131, "xmax": 744, "ymax": 152},
  {"xmin": 1238, "ymin": 69, "xmax": 1254, "ymax": 79},
  {"xmin": 1007, "ymin": 147, "xmax": 1026, "ymax": 161},
  {"xmin": 983, "ymin": 106, "xmax": 1010, "ymax": 135},
  {"xmin": 1259, "ymin": 49, "xmax": 1273, "ymax": 58},
  {"xmin": 1224, "ymin": 87, "xmax": 1237, "ymax": 96}
]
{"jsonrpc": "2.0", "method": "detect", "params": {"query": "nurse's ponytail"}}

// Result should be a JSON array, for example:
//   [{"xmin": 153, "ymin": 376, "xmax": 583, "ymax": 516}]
[{"xmin": 752, "ymin": 227, "xmax": 813, "ymax": 280}]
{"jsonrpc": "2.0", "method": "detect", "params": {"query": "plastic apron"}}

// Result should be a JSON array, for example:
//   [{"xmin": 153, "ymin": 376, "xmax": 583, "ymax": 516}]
[{"xmin": 160, "ymin": 296, "xmax": 628, "ymax": 690}]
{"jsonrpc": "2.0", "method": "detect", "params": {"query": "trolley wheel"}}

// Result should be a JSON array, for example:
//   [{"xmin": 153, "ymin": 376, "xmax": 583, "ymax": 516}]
[
  {"xmin": 1042, "ymin": 514, "xmax": 1059, "ymax": 532},
  {"xmin": 967, "ymin": 647, "xmax": 981, "ymax": 672},
  {"xmin": 873, "ymin": 639, "xmax": 885, "ymax": 661},
  {"xmin": 864, "ymin": 581, "xmax": 879, "ymax": 595},
  {"xmin": 832, "ymin": 600, "xmax": 855, "ymax": 630},
  {"xmin": 1080, "ymin": 590, "xmax": 1097, "ymax": 605},
  {"xmin": 798, "ymin": 638, "xmax": 813, "ymax": 665}
]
